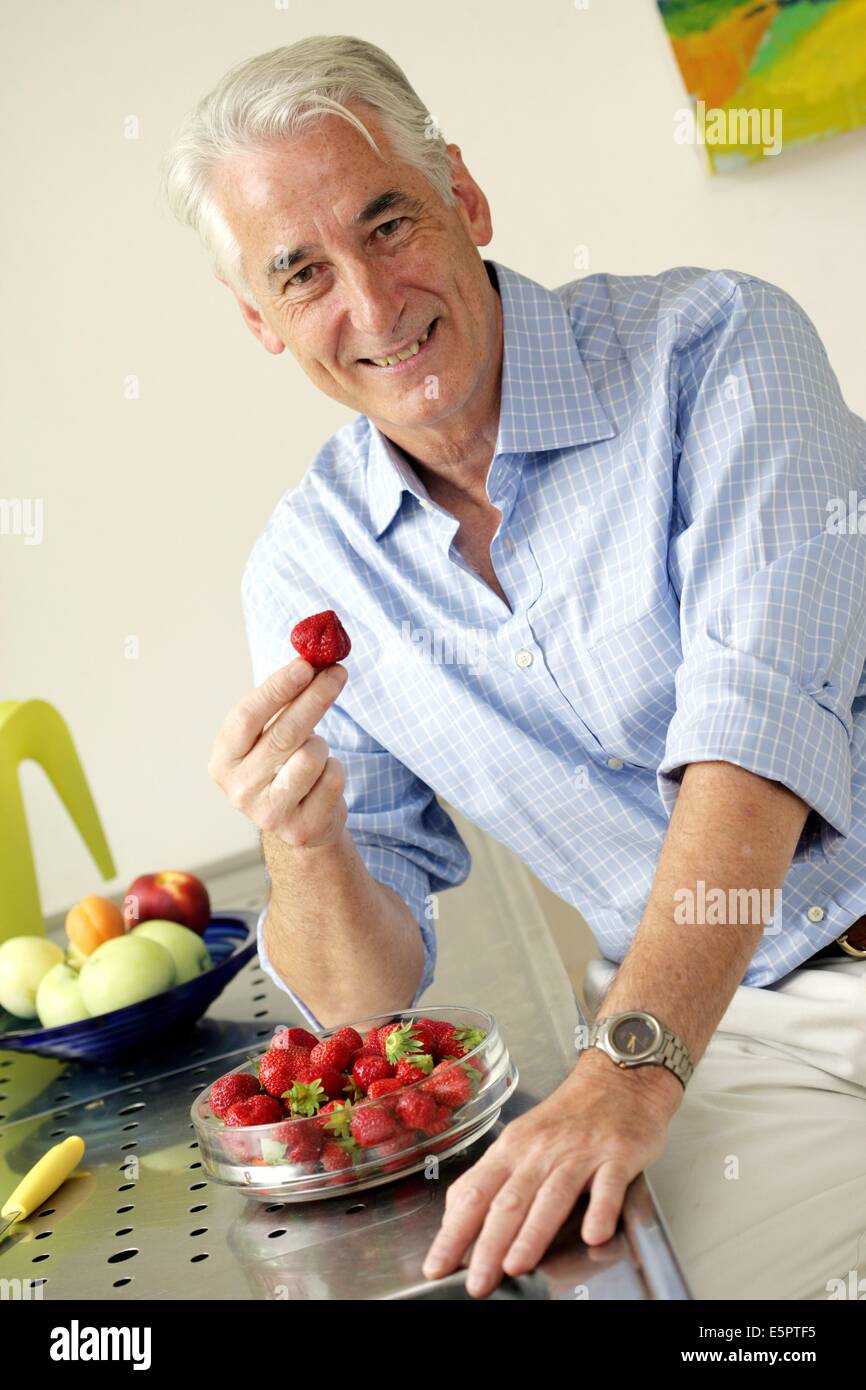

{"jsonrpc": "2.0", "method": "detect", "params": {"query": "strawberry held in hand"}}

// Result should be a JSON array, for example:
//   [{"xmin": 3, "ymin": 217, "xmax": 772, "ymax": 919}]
[{"xmin": 290, "ymin": 609, "xmax": 352, "ymax": 669}]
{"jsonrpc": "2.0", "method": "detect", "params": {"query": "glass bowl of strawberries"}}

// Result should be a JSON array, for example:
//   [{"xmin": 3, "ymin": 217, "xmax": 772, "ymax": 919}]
[{"xmin": 190, "ymin": 1006, "xmax": 517, "ymax": 1201}]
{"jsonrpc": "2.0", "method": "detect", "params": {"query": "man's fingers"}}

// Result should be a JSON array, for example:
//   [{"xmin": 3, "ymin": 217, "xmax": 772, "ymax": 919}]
[
  {"xmin": 579, "ymin": 1159, "xmax": 631, "ymax": 1245},
  {"xmin": 214, "ymin": 660, "xmax": 316, "ymax": 768},
  {"xmin": 461, "ymin": 1176, "xmax": 537, "ymax": 1297},
  {"xmin": 272, "ymin": 754, "xmax": 346, "ymax": 844},
  {"xmin": 421, "ymin": 1161, "xmax": 511, "ymax": 1280},
  {"xmin": 501, "ymin": 1166, "xmax": 586, "ymax": 1276},
  {"xmin": 213, "ymin": 660, "xmax": 344, "ymax": 775},
  {"xmin": 260, "ymin": 663, "xmax": 346, "ymax": 760}
]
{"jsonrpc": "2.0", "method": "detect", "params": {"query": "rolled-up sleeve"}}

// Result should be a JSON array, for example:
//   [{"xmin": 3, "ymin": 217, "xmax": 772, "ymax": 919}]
[
  {"xmin": 658, "ymin": 276, "xmax": 866, "ymax": 863},
  {"xmin": 241, "ymin": 562, "xmax": 471, "ymax": 1027}
]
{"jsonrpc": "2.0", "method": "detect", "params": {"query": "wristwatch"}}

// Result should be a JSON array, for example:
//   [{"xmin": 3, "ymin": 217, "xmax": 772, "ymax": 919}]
[{"xmin": 587, "ymin": 1011, "xmax": 694, "ymax": 1089}]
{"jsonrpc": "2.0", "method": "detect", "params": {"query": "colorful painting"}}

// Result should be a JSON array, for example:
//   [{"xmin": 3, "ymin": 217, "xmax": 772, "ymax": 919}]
[{"xmin": 658, "ymin": 0, "xmax": 866, "ymax": 171}]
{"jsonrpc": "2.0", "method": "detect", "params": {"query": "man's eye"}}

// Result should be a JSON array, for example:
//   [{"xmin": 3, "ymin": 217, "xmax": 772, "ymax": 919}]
[
  {"xmin": 374, "ymin": 217, "xmax": 407, "ymax": 239},
  {"xmin": 286, "ymin": 265, "xmax": 316, "ymax": 290}
]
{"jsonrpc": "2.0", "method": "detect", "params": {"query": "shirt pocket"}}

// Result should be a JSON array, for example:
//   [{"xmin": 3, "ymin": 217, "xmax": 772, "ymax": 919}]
[{"xmin": 569, "ymin": 588, "xmax": 682, "ymax": 770}]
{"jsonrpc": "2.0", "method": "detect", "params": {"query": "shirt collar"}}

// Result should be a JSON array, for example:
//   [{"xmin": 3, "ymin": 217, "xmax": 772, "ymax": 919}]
[{"xmin": 366, "ymin": 257, "xmax": 616, "ymax": 539}]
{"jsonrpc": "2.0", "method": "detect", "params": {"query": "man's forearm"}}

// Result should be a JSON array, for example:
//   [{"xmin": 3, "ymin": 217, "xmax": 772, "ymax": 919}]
[
  {"xmin": 261, "ymin": 827, "xmax": 426, "ymax": 1026},
  {"xmin": 577, "ymin": 759, "xmax": 812, "ymax": 1109}
]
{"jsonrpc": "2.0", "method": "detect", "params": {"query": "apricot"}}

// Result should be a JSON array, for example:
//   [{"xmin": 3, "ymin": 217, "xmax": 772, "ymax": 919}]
[{"xmin": 65, "ymin": 894, "xmax": 126, "ymax": 957}]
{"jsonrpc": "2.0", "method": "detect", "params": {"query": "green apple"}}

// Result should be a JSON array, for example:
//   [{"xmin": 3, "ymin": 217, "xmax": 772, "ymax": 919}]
[
  {"xmin": 36, "ymin": 961, "xmax": 91, "ymax": 1027},
  {"xmin": 66, "ymin": 941, "xmax": 88, "ymax": 970},
  {"xmin": 132, "ymin": 920, "xmax": 211, "ymax": 984},
  {"xmin": 0, "ymin": 936, "xmax": 64, "ymax": 1018},
  {"xmin": 79, "ymin": 934, "xmax": 176, "ymax": 1016}
]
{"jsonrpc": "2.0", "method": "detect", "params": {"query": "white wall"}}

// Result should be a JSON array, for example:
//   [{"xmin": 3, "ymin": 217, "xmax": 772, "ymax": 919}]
[{"xmin": 5, "ymin": 0, "xmax": 865, "ymax": 918}]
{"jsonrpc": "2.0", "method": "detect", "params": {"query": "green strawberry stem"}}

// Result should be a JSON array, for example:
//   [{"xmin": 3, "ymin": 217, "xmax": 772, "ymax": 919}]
[
  {"xmin": 321, "ymin": 1102, "xmax": 354, "ymax": 1137},
  {"xmin": 284, "ymin": 1079, "xmax": 325, "ymax": 1117},
  {"xmin": 384, "ymin": 1019, "xmax": 427, "ymax": 1063},
  {"xmin": 454, "ymin": 1026, "xmax": 486, "ymax": 1049},
  {"xmin": 406, "ymin": 1053, "xmax": 434, "ymax": 1075}
]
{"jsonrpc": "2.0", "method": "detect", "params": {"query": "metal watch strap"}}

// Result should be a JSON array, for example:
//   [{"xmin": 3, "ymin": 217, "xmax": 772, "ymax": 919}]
[{"xmin": 657, "ymin": 1026, "xmax": 694, "ymax": 1088}]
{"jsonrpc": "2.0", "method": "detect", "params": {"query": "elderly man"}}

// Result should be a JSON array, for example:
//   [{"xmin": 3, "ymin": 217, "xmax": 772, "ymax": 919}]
[{"xmin": 163, "ymin": 35, "xmax": 866, "ymax": 1300}]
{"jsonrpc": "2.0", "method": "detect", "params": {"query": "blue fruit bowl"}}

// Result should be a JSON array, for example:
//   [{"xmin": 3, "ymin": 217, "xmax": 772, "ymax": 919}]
[{"xmin": 0, "ymin": 914, "xmax": 257, "ymax": 1062}]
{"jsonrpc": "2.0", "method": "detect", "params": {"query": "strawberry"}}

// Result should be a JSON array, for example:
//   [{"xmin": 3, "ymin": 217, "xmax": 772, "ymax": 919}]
[
  {"xmin": 309, "ymin": 1037, "xmax": 354, "ymax": 1073},
  {"xmin": 209, "ymin": 1071, "xmax": 260, "ymax": 1118},
  {"xmin": 395, "ymin": 1088, "xmax": 439, "ymax": 1133},
  {"xmin": 367, "ymin": 1077, "xmax": 403, "ymax": 1097},
  {"xmin": 376, "ymin": 1130, "xmax": 415, "ymax": 1155},
  {"xmin": 258, "ymin": 1045, "xmax": 310, "ymax": 1098},
  {"xmin": 290, "ymin": 609, "xmax": 352, "ymax": 669},
  {"xmin": 364, "ymin": 1025, "xmax": 385, "ymax": 1053},
  {"xmin": 321, "ymin": 1137, "xmax": 358, "ymax": 1173},
  {"xmin": 316, "ymin": 1099, "xmax": 354, "ymax": 1136},
  {"xmin": 272, "ymin": 1026, "xmax": 318, "ymax": 1051},
  {"xmin": 352, "ymin": 1048, "xmax": 383, "ymax": 1065},
  {"xmin": 421, "ymin": 1020, "xmax": 453, "ymax": 1058},
  {"xmin": 273, "ymin": 1119, "xmax": 323, "ymax": 1165},
  {"xmin": 366, "ymin": 1078, "xmax": 404, "ymax": 1111},
  {"xmin": 420, "ymin": 1060, "xmax": 475, "ymax": 1109},
  {"xmin": 350, "ymin": 1103, "xmax": 399, "ymax": 1147},
  {"xmin": 225, "ymin": 1094, "xmax": 283, "ymax": 1127},
  {"xmin": 426, "ymin": 1105, "xmax": 456, "ymax": 1141},
  {"xmin": 352, "ymin": 1054, "xmax": 395, "ymax": 1091},
  {"xmin": 223, "ymin": 1132, "xmax": 263, "ymax": 1165},
  {"xmin": 322, "ymin": 1143, "xmax": 360, "ymax": 1187},
  {"xmin": 374, "ymin": 1130, "xmax": 417, "ymax": 1173},
  {"xmin": 394, "ymin": 1056, "xmax": 434, "ymax": 1087},
  {"xmin": 330, "ymin": 1026, "xmax": 363, "ymax": 1054},
  {"xmin": 302, "ymin": 1064, "xmax": 347, "ymax": 1101},
  {"xmin": 431, "ymin": 1022, "xmax": 486, "ymax": 1060},
  {"xmin": 405, "ymin": 1018, "xmax": 439, "ymax": 1057}
]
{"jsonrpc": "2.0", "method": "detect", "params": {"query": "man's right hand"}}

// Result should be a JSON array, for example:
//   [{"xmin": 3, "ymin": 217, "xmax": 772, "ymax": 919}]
[{"xmin": 207, "ymin": 659, "xmax": 349, "ymax": 849}]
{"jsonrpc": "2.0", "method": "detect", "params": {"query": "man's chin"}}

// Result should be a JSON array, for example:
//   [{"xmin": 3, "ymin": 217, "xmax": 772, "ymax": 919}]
[{"xmin": 362, "ymin": 396, "xmax": 450, "ymax": 435}]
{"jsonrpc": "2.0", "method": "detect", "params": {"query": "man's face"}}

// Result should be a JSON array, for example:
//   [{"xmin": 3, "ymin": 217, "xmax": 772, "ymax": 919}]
[{"xmin": 210, "ymin": 103, "xmax": 500, "ymax": 438}]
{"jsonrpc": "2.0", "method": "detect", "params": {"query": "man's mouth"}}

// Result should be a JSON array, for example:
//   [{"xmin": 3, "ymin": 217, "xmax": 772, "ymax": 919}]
[{"xmin": 357, "ymin": 317, "xmax": 439, "ymax": 371}]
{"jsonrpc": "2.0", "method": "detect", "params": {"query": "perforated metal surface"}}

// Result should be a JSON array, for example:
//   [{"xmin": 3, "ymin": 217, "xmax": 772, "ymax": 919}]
[
  {"xmin": 0, "ymin": 851, "xmax": 691, "ymax": 1300},
  {"xmin": 0, "ymin": 906, "xmax": 298, "ymax": 1298}
]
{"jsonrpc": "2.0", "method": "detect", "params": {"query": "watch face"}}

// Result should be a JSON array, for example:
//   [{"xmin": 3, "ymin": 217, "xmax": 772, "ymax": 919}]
[{"xmin": 611, "ymin": 1015, "xmax": 658, "ymax": 1059}]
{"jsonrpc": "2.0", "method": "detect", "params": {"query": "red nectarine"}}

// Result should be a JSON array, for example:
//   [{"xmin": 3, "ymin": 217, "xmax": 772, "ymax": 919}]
[{"xmin": 123, "ymin": 870, "xmax": 210, "ymax": 936}]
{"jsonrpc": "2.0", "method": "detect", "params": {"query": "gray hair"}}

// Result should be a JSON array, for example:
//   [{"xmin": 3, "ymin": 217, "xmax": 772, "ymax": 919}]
[{"xmin": 160, "ymin": 35, "xmax": 456, "ymax": 308}]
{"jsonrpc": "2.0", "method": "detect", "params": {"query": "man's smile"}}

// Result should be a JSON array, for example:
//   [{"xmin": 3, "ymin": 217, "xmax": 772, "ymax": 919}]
[{"xmin": 356, "ymin": 315, "xmax": 441, "ymax": 372}]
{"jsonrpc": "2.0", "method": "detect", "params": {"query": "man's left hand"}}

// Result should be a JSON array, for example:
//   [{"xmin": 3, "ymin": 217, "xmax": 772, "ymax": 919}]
[{"xmin": 421, "ymin": 1050, "xmax": 684, "ymax": 1298}]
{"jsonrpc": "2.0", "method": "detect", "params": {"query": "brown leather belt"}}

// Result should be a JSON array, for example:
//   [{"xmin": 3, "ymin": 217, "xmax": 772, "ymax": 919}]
[{"xmin": 810, "ymin": 911, "xmax": 866, "ymax": 961}]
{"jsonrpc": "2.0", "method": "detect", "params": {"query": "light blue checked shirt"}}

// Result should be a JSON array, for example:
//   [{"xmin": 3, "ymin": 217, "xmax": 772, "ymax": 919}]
[{"xmin": 242, "ymin": 258, "xmax": 866, "ymax": 1028}]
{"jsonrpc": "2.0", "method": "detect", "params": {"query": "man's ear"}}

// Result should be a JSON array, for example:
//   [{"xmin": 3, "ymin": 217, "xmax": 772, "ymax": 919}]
[{"xmin": 213, "ymin": 271, "xmax": 285, "ymax": 355}]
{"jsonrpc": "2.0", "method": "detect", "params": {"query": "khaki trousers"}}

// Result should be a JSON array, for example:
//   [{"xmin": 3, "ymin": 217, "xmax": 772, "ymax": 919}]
[{"xmin": 644, "ymin": 955, "xmax": 866, "ymax": 1301}]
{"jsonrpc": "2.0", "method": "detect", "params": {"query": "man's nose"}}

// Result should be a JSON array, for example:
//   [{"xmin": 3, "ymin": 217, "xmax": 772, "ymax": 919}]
[{"xmin": 340, "ymin": 262, "xmax": 405, "ymax": 345}]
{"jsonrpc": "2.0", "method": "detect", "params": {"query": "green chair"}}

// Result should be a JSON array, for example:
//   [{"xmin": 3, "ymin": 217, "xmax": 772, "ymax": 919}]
[{"xmin": 0, "ymin": 700, "xmax": 116, "ymax": 944}]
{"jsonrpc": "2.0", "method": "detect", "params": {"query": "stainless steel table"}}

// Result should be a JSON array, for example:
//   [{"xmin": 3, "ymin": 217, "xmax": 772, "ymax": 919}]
[{"xmin": 0, "ymin": 846, "xmax": 691, "ymax": 1300}]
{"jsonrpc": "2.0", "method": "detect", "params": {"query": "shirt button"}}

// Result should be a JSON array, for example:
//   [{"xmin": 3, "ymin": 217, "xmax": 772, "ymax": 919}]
[
  {"xmin": 515, "ymin": 648, "xmax": 534, "ymax": 669},
  {"xmin": 806, "ymin": 904, "xmax": 825, "ymax": 923},
  {"xmin": 505, "ymin": 537, "xmax": 515, "ymax": 554},
  {"xmin": 606, "ymin": 756, "xmax": 624, "ymax": 770}
]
